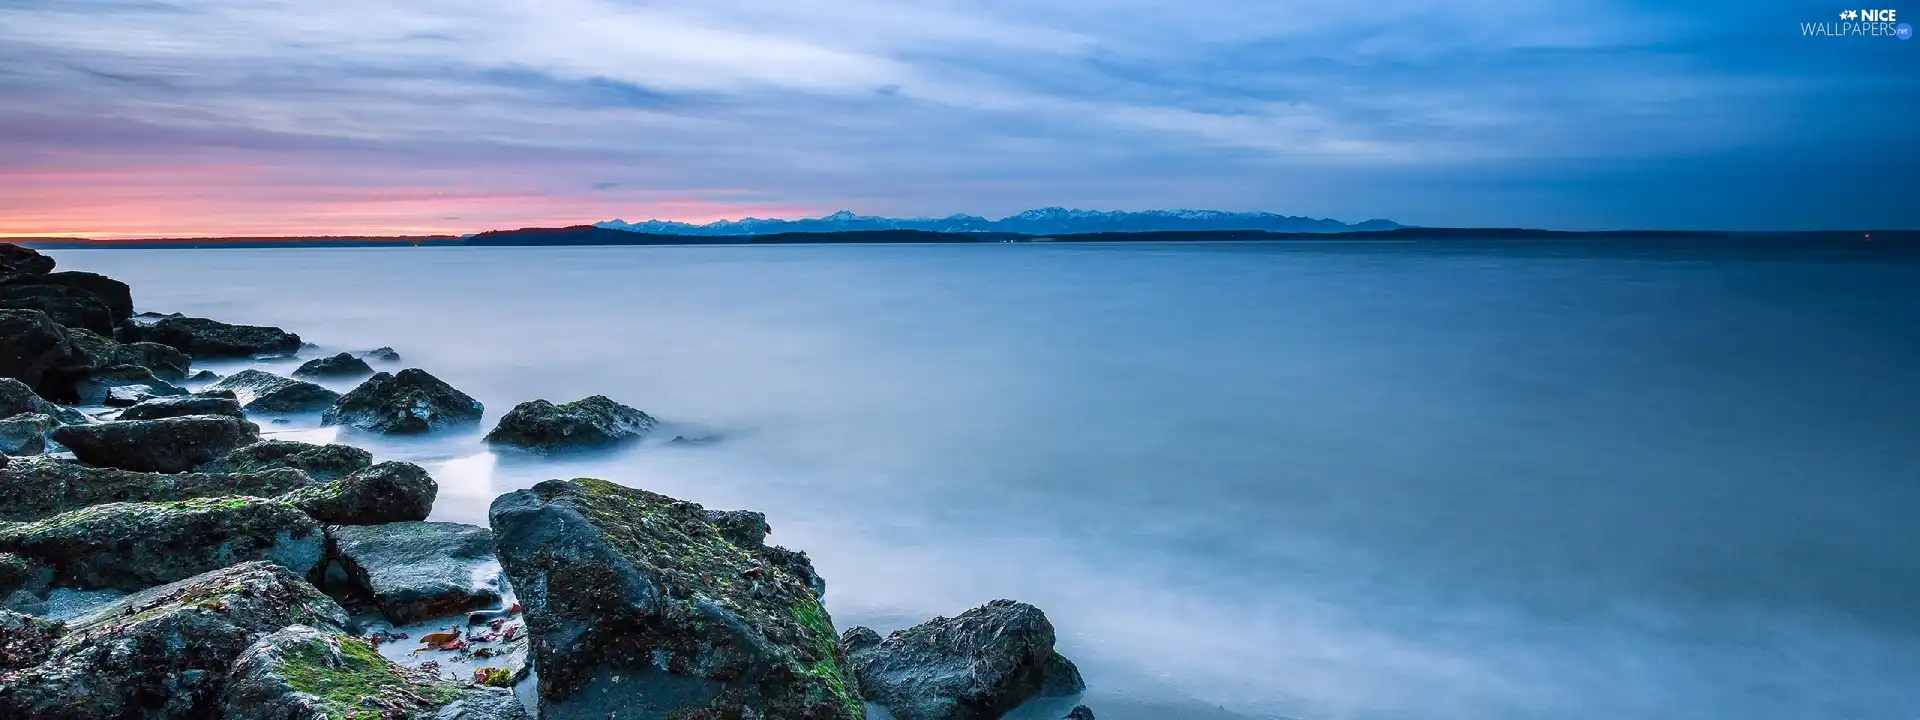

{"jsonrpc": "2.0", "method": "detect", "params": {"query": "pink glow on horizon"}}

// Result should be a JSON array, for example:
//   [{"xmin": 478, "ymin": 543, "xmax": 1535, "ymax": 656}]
[{"xmin": 0, "ymin": 162, "xmax": 821, "ymax": 239}]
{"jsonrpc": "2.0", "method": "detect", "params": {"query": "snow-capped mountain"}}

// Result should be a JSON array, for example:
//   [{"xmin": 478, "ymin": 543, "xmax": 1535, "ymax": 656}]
[{"xmin": 596, "ymin": 208, "xmax": 1399, "ymax": 236}]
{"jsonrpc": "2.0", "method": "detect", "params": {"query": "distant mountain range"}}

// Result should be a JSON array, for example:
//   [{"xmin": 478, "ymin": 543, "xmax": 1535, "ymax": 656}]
[{"xmin": 597, "ymin": 208, "xmax": 1402, "ymax": 236}]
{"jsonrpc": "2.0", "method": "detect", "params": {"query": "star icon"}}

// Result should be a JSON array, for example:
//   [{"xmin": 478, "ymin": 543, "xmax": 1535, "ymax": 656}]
[{"xmin": 1841, "ymin": 9, "xmax": 1858, "ymax": 19}]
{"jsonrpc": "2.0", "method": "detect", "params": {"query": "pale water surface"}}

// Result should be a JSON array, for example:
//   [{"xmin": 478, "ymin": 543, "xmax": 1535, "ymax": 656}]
[{"xmin": 50, "ymin": 242, "xmax": 1920, "ymax": 720}]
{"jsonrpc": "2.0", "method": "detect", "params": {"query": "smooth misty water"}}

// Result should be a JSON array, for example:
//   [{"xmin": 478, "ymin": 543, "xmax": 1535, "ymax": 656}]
[{"xmin": 50, "ymin": 241, "xmax": 1920, "ymax": 720}]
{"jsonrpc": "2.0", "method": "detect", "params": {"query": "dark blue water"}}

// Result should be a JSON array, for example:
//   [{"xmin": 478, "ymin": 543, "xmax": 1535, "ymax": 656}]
[{"xmin": 51, "ymin": 240, "xmax": 1920, "ymax": 720}]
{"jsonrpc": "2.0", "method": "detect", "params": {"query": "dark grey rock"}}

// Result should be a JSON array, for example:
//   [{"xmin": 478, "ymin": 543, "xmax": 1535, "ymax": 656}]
[
  {"xmin": 119, "ymin": 395, "xmax": 246, "ymax": 421},
  {"xmin": 0, "ymin": 497, "xmax": 326, "ymax": 591},
  {"xmin": 281, "ymin": 461, "xmax": 437, "ymax": 526},
  {"xmin": 360, "ymin": 346, "xmax": 402, "ymax": 362},
  {"xmin": 114, "ymin": 341, "xmax": 192, "ymax": 381},
  {"xmin": 0, "ymin": 378, "xmax": 84, "ymax": 426},
  {"xmin": 195, "ymin": 387, "xmax": 237, "ymax": 399},
  {"xmin": 218, "ymin": 624, "xmax": 527, "ymax": 720},
  {"xmin": 0, "ymin": 609, "xmax": 61, "ymax": 671},
  {"xmin": 0, "ymin": 413, "xmax": 56, "ymax": 455},
  {"xmin": 483, "ymin": 395, "xmax": 656, "ymax": 453},
  {"xmin": 842, "ymin": 600, "xmax": 1087, "ymax": 720},
  {"xmin": 0, "ymin": 309, "xmax": 76, "ymax": 393},
  {"xmin": 145, "ymin": 316, "xmax": 302, "ymax": 359},
  {"xmin": 13, "ymin": 271, "xmax": 133, "ymax": 322},
  {"xmin": 291, "ymin": 352, "xmax": 374, "ymax": 379},
  {"xmin": 702, "ymin": 509, "xmax": 825, "ymax": 598},
  {"xmin": 488, "ymin": 477, "xmax": 861, "ymax": 720},
  {"xmin": 208, "ymin": 369, "xmax": 341, "ymax": 413},
  {"xmin": 0, "ymin": 243, "xmax": 55, "ymax": 277},
  {"xmin": 0, "ymin": 285, "xmax": 115, "ymax": 335},
  {"xmin": 0, "ymin": 455, "xmax": 317, "ymax": 522},
  {"xmin": 0, "ymin": 561, "xmax": 349, "ymax": 719},
  {"xmin": 200, "ymin": 439, "xmax": 372, "ymax": 481},
  {"xmin": 330, "ymin": 522, "xmax": 503, "ymax": 625},
  {"xmin": 1066, "ymin": 705, "xmax": 1096, "ymax": 720},
  {"xmin": 0, "ymin": 552, "xmax": 52, "ymax": 609},
  {"xmin": 323, "ymin": 369, "xmax": 483, "ymax": 435},
  {"xmin": 50, "ymin": 414, "xmax": 259, "ymax": 473},
  {"xmin": 67, "ymin": 364, "xmax": 188, "ymax": 407},
  {"xmin": 189, "ymin": 369, "xmax": 221, "ymax": 381}
]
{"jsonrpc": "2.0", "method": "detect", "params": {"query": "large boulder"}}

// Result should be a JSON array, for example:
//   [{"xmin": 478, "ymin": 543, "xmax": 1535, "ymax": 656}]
[
  {"xmin": 0, "ymin": 378, "xmax": 85, "ymax": 426},
  {"xmin": 291, "ymin": 352, "xmax": 374, "ymax": 379},
  {"xmin": 50, "ymin": 414, "xmax": 258, "ymax": 472},
  {"xmin": 209, "ymin": 369, "xmax": 340, "ymax": 413},
  {"xmin": 0, "ymin": 561, "xmax": 349, "ymax": 719},
  {"xmin": 840, "ymin": 600, "xmax": 1086, "ymax": 720},
  {"xmin": 18, "ymin": 271, "xmax": 133, "ymax": 322},
  {"xmin": 281, "ymin": 461, "xmax": 437, "ymax": 525},
  {"xmin": 0, "ymin": 413, "xmax": 56, "ymax": 456},
  {"xmin": 66, "ymin": 364, "xmax": 188, "ymax": 406},
  {"xmin": 329, "ymin": 522, "xmax": 503, "ymax": 625},
  {"xmin": 144, "ymin": 316, "xmax": 302, "ymax": 359},
  {"xmin": 323, "ymin": 369, "xmax": 483, "ymax": 435},
  {"xmin": 60, "ymin": 327, "xmax": 192, "ymax": 381},
  {"xmin": 119, "ymin": 394, "xmax": 246, "ymax": 421},
  {"xmin": 0, "ymin": 286, "xmax": 115, "ymax": 335},
  {"xmin": 484, "ymin": 395, "xmax": 657, "ymax": 453},
  {"xmin": 218, "ymin": 624, "xmax": 527, "ymax": 720},
  {"xmin": 0, "ymin": 609, "xmax": 61, "ymax": 671},
  {"xmin": 0, "ymin": 496, "xmax": 326, "ymax": 591},
  {"xmin": 0, "ymin": 456, "xmax": 317, "ymax": 522},
  {"xmin": 200, "ymin": 439, "xmax": 372, "ymax": 481},
  {"xmin": 0, "ymin": 309, "xmax": 75, "ymax": 392},
  {"xmin": 489, "ymin": 477, "xmax": 862, "ymax": 720},
  {"xmin": 0, "ymin": 243, "xmax": 55, "ymax": 277}
]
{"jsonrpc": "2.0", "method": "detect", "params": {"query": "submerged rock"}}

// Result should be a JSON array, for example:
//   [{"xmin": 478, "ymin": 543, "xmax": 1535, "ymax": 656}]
[
  {"xmin": 0, "ymin": 309, "xmax": 76, "ymax": 392},
  {"xmin": 200, "ymin": 439, "xmax": 373, "ymax": 481},
  {"xmin": 361, "ymin": 346, "xmax": 402, "ymax": 362},
  {"xmin": 0, "ymin": 496, "xmax": 326, "ymax": 591},
  {"xmin": 323, "ymin": 369, "xmax": 483, "ymax": 435},
  {"xmin": 484, "ymin": 395, "xmax": 657, "ymax": 453},
  {"xmin": 330, "ymin": 522, "xmax": 502, "ymax": 625},
  {"xmin": 0, "ymin": 561, "xmax": 349, "ymax": 719},
  {"xmin": 119, "ymin": 394, "xmax": 246, "ymax": 421},
  {"xmin": 0, "ymin": 413, "xmax": 56, "ymax": 455},
  {"xmin": 66, "ymin": 364, "xmax": 188, "ymax": 406},
  {"xmin": 841, "ymin": 600, "xmax": 1085, "ymax": 720},
  {"xmin": 218, "ymin": 624, "xmax": 526, "ymax": 720},
  {"xmin": 0, "ymin": 243, "xmax": 55, "ymax": 277},
  {"xmin": 0, "ymin": 455, "xmax": 316, "ymax": 522},
  {"xmin": 290, "ymin": 352, "xmax": 374, "ymax": 379},
  {"xmin": 50, "ymin": 414, "xmax": 258, "ymax": 473},
  {"xmin": 0, "ymin": 286, "xmax": 116, "ymax": 335},
  {"xmin": 489, "ymin": 477, "xmax": 862, "ymax": 720},
  {"xmin": 1065, "ymin": 705, "xmax": 1096, "ymax": 720},
  {"xmin": 0, "ymin": 609, "xmax": 61, "ymax": 671},
  {"xmin": 281, "ymin": 461, "xmax": 437, "ymax": 525},
  {"xmin": 145, "ymin": 316, "xmax": 302, "ymax": 359},
  {"xmin": 208, "ymin": 369, "xmax": 341, "ymax": 413}
]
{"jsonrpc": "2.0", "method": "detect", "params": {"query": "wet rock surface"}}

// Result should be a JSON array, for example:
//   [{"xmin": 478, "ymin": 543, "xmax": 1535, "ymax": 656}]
[
  {"xmin": 0, "ymin": 378, "xmax": 86, "ymax": 426},
  {"xmin": 66, "ymin": 364, "xmax": 187, "ymax": 407},
  {"xmin": 324, "ymin": 369, "xmax": 484, "ymax": 435},
  {"xmin": 484, "ymin": 395, "xmax": 657, "ymax": 453},
  {"xmin": 0, "ymin": 456, "xmax": 316, "ymax": 522},
  {"xmin": 841, "ymin": 600, "xmax": 1085, "ymax": 720},
  {"xmin": 329, "ymin": 522, "xmax": 503, "ymax": 625},
  {"xmin": 0, "ymin": 496, "xmax": 326, "ymax": 591},
  {"xmin": 218, "ymin": 624, "xmax": 527, "ymax": 720},
  {"xmin": 119, "ymin": 394, "xmax": 246, "ymax": 421},
  {"xmin": 0, "ymin": 413, "xmax": 56, "ymax": 455},
  {"xmin": 209, "ymin": 369, "xmax": 341, "ymax": 413},
  {"xmin": 0, "ymin": 609, "xmax": 61, "ymax": 671},
  {"xmin": 0, "ymin": 309, "xmax": 76, "ymax": 393},
  {"xmin": 489, "ymin": 477, "xmax": 863, "ymax": 720},
  {"xmin": 291, "ymin": 351, "xmax": 374, "ymax": 379},
  {"xmin": 50, "ymin": 414, "xmax": 259, "ymax": 472},
  {"xmin": 201, "ymin": 439, "xmax": 373, "ymax": 481},
  {"xmin": 144, "ymin": 316, "xmax": 303, "ymax": 359},
  {"xmin": 0, "ymin": 561, "xmax": 350, "ymax": 719},
  {"xmin": 281, "ymin": 461, "xmax": 437, "ymax": 525}
]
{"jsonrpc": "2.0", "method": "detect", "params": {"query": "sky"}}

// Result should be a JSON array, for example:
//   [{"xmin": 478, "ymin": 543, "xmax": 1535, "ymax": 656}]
[{"xmin": 0, "ymin": 0, "xmax": 1915, "ymax": 238}]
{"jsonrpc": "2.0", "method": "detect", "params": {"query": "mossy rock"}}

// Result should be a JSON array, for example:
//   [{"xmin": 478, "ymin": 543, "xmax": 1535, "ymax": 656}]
[
  {"xmin": 218, "ymin": 624, "xmax": 526, "ymax": 719},
  {"xmin": 200, "ymin": 439, "xmax": 373, "ymax": 482},
  {"xmin": 0, "ymin": 561, "xmax": 349, "ymax": 718},
  {"xmin": 280, "ymin": 461, "xmax": 437, "ymax": 526},
  {"xmin": 0, "ymin": 455, "xmax": 318, "ymax": 522},
  {"xmin": 322, "ymin": 369, "xmax": 483, "ymax": 435},
  {"xmin": 50, "ymin": 414, "xmax": 258, "ymax": 473},
  {"xmin": 483, "ymin": 395, "xmax": 657, "ymax": 453},
  {"xmin": 489, "ymin": 477, "xmax": 864, "ymax": 720},
  {"xmin": 0, "ymin": 496, "xmax": 325, "ymax": 591}
]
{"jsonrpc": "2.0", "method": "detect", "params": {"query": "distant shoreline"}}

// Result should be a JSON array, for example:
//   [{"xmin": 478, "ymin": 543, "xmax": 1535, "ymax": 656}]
[{"xmin": 13, "ymin": 225, "xmax": 1916, "ymax": 249}]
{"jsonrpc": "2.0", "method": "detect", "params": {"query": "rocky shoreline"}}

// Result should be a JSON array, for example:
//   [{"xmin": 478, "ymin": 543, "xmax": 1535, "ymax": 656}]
[{"xmin": 0, "ymin": 243, "xmax": 1094, "ymax": 720}]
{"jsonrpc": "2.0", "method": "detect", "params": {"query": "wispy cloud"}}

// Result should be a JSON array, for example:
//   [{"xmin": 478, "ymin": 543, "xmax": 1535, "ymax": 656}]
[{"xmin": 0, "ymin": 0, "xmax": 1913, "ymax": 235}]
